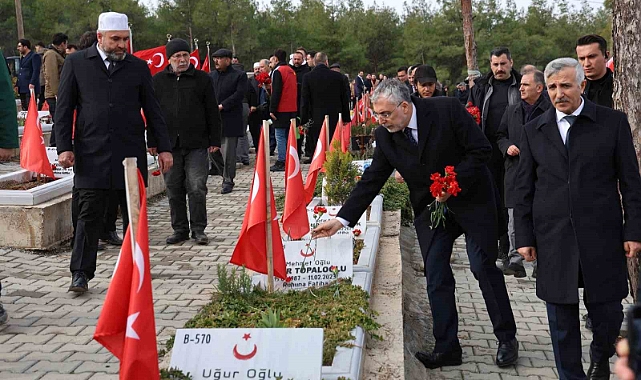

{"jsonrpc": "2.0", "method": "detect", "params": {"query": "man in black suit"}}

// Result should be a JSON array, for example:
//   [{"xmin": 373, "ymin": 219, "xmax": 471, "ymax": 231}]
[
  {"xmin": 56, "ymin": 12, "xmax": 172, "ymax": 293},
  {"xmin": 313, "ymin": 79, "xmax": 518, "ymax": 369},
  {"xmin": 355, "ymin": 71, "xmax": 365, "ymax": 100},
  {"xmin": 16, "ymin": 39, "xmax": 41, "ymax": 111},
  {"xmin": 301, "ymin": 52, "xmax": 351, "ymax": 161},
  {"xmin": 514, "ymin": 58, "xmax": 641, "ymax": 380}
]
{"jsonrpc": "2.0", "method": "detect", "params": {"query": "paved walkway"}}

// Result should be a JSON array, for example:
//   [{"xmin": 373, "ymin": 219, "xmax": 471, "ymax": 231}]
[{"xmin": 0, "ymin": 159, "xmax": 286, "ymax": 380}]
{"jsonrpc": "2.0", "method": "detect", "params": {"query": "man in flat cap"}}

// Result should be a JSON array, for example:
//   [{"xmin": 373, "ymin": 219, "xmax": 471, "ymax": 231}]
[
  {"xmin": 56, "ymin": 12, "xmax": 172, "ymax": 293},
  {"xmin": 209, "ymin": 48, "xmax": 247, "ymax": 194},
  {"xmin": 153, "ymin": 38, "xmax": 222, "ymax": 245}
]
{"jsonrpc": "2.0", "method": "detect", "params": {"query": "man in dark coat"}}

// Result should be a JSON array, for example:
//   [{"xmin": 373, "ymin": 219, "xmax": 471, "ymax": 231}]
[
  {"xmin": 56, "ymin": 12, "xmax": 173, "ymax": 293},
  {"xmin": 496, "ymin": 69, "xmax": 550, "ymax": 279},
  {"xmin": 0, "ymin": 51, "xmax": 20, "ymax": 324},
  {"xmin": 313, "ymin": 79, "xmax": 518, "ymax": 369},
  {"xmin": 355, "ymin": 71, "xmax": 365, "ymax": 100},
  {"xmin": 514, "ymin": 58, "xmax": 641, "ymax": 380},
  {"xmin": 153, "ymin": 38, "xmax": 222, "ymax": 246},
  {"xmin": 469, "ymin": 47, "xmax": 522, "ymax": 270},
  {"xmin": 291, "ymin": 50, "xmax": 310, "ymax": 155},
  {"xmin": 301, "ymin": 52, "xmax": 351, "ymax": 162},
  {"xmin": 209, "ymin": 48, "xmax": 248, "ymax": 194},
  {"xmin": 576, "ymin": 34, "xmax": 613, "ymax": 109},
  {"xmin": 16, "ymin": 39, "xmax": 41, "ymax": 111}
]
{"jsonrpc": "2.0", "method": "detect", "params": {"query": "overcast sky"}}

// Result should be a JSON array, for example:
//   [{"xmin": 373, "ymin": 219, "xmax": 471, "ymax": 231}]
[{"xmin": 142, "ymin": 0, "xmax": 604, "ymax": 17}]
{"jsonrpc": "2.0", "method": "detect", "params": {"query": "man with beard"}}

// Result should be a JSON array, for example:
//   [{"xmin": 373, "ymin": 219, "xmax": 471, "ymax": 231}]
[
  {"xmin": 43, "ymin": 32, "xmax": 68, "ymax": 146},
  {"xmin": 56, "ymin": 12, "xmax": 173, "ymax": 293},
  {"xmin": 469, "ymin": 47, "xmax": 522, "ymax": 272},
  {"xmin": 290, "ymin": 50, "xmax": 310, "ymax": 157}
]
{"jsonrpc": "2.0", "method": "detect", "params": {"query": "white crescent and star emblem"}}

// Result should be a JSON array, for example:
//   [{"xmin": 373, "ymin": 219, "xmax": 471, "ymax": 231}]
[
  {"xmin": 287, "ymin": 146, "xmax": 300, "ymax": 180},
  {"xmin": 152, "ymin": 53, "xmax": 164, "ymax": 68},
  {"xmin": 312, "ymin": 137, "xmax": 323, "ymax": 161},
  {"xmin": 146, "ymin": 59, "xmax": 152, "ymax": 65},
  {"xmin": 251, "ymin": 171, "xmax": 260, "ymax": 203},
  {"xmin": 126, "ymin": 312, "xmax": 140, "ymax": 340},
  {"xmin": 133, "ymin": 242, "xmax": 145, "ymax": 293},
  {"xmin": 189, "ymin": 56, "xmax": 199, "ymax": 68}
]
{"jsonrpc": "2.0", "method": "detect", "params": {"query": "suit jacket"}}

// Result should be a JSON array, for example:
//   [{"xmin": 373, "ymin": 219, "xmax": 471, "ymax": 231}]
[
  {"xmin": 514, "ymin": 98, "xmax": 641, "ymax": 304},
  {"xmin": 337, "ymin": 96, "xmax": 499, "ymax": 258},
  {"xmin": 55, "ymin": 45, "xmax": 171, "ymax": 189},
  {"xmin": 301, "ymin": 64, "xmax": 351, "ymax": 136},
  {"xmin": 209, "ymin": 66, "xmax": 248, "ymax": 137},
  {"xmin": 355, "ymin": 76, "xmax": 365, "ymax": 98},
  {"xmin": 17, "ymin": 51, "xmax": 41, "ymax": 93},
  {"xmin": 496, "ymin": 96, "xmax": 551, "ymax": 207}
]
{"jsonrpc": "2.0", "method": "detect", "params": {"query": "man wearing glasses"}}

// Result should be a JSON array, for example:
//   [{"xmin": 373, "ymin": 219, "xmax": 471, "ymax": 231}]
[{"xmin": 313, "ymin": 79, "xmax": 518, "ymax": 370}]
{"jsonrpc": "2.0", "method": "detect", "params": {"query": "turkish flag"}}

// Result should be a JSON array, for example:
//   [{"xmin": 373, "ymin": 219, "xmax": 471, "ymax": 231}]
[
  {"xmin": 133, "ymin": 46, "xmax": 166, "ymax": 76},
  {"xmin": 230, "ymin": 126, "xmax": 287, "ymax": 280},
  {"xmin": 201, "ymin": 55, "xmax": 211, "ymax": 73},
  {"xmin": 190, "ymin": 49, "xmax": 200, "ymax": 69},
  {"xmin": 329, "ymin": 117, "xmax": 349, "ymax": 154},
  {"xmin": 20, "ymin": 91, "xmax": 54, "ymax": 179},
  {"xmin": 94, "ymin": 171, "xmax": 160, "ymax": 380},
  {"xmin": 303, "ymin": 118, "xmax": 328, "ymax": 204},
  {"xmin": 282, "ymin": 120, "xmax": 310, "ymax": 240}
]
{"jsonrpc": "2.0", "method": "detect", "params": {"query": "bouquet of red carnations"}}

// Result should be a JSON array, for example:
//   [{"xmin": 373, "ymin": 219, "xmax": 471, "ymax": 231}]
[
  {"xmin": 255, "ymin": 72, "xmax": 271, "ymax": 88},
  {"xmin": 466, "ymin": 102, "xmax": 481, "ymax": 125},
  {"xmin": 428, "ymin": 166, "xmax": 461, "ymax": 229}
]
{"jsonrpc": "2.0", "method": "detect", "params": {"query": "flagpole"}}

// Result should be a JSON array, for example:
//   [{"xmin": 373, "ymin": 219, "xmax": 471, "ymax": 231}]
[
  {"xmin": 206, "ymin": 42, "xmax": 211, "ymax": 71},
  {"xmin": 263, "ymin": 121, "xmax": 274, "ymax": 292},
  {"xmin": 324, "ymin": 115, "xmax": 330, "ymax": 151},
  {"xmin": 338, "ymin": 113, "xmax": 343, "ymax": 152},
  {"xmin": 123, "ymin": 158, "xmax": 140, "ymax": 249},
  {"xmin": 128, "ymin": 23, "xmax": 134, "ymax": 53}
]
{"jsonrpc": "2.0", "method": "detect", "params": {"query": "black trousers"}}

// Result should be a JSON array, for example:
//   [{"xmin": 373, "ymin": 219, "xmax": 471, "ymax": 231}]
[
  {"xmin": 19, "ymin": 92, "xmax": 31, "ymax": 111},
  {"xmin": 102, "ymin": 190, "xmax": 127, "ymax": 236},
  {"xmin": 38, "ymin": 86, "xmax": 45, "ymax": 110},
  {"xmin": 305, "ymin": 125, "xmax": 320, "ymax": 158},
  {"xmin": 415, "ymin": 212, "xmax": 517, "ymax": 353},
  {"xmin": 70, "ymin": 188, "xmax": 128, "ymax": 280},
  {"xmin": 547, "ymin": 300, "xmax": 623, "ymax": 380}
]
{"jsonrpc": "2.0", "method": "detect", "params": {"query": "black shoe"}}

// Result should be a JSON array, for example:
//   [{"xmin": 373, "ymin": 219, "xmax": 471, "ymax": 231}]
[
  {"xmin": 503, "ymin": 262, "xmax": 527, "ymax": 278},
  {"xmin": 97, "ymin": 243, "xmax": 106, "ymax": 251},
  {"xmin": 0, "ymin": 302, "xmax": 8, "ymax": 325},
  {"xmin": 303, "ymin": 158, "xmax": 313, "ymax": 164},
  {"xmin": 221, "ymin": 185, "xmax": 233, "ymax": 194},
  {"xmin": 270, "ymin": 161, "xmax": 285, "ymax": 172},
  {"xmin": 415, "ymin": 349, "xmax": 462, "ymax": 369},
  {"xmin": 532, "ymin": 265, "xmax": 537, "ymax": 278},
  {"xmin": 585, "ymin": 315, "xmax": 593, "ymax": 331},
  {"xmin": 69, "ymin": 272, "xmax": 88, "ymax": 293},
  {"xmin": 166, "ymin": 232, "xmax": 189, "ymax": 245},
  {"xmin": 269, "ymin": 151, "xmax": 275, "ymax": 156},
  {"xmin": 192, "ymin": 231, "xmax": 209, "ymax": 245},
  {"xmin": 496, "ymin": 258, "xmax": 507, "ymax": 272},
  {"xmin": 496, "ymin": 338, "xmax": 519, "ymax": 367},
  {"xmin": 586, "ymin": 358, "xmax": 610, "ymax": 379},
  {"xmin": 100, "ymin": 231, "xmax": 123, "ymax": 245},
  {"xmin": 242, "ymin": 161, "xmax": 250, "ymax": 166}
]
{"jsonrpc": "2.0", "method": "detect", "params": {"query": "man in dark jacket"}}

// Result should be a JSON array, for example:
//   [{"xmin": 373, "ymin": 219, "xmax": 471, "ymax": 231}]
[
  {"xmin": 209, "ymin": 48, "xmax": 248, "ymax": 194},
  {"xmin": 0, "ymin": 51, "xmax": 20, "ymax": 324},
  {"xmin": 454, "ymin": 82, "xmax": 469, "ymax": 104},
  {"xmin": 269, "ymin": 49, "xmax": 297, "ymax": 172},
  {"xmin": 576, "ymin": 34, "xmax": 613, "ymax": 108},
  {"xmin": 496, "ymin": 69, "xmax": 550, "ymax": 279},
  {"xmin": 469, "ymin": 47, "xmax": 521, "ymax": 270},
  {"xmin": 291, "ymin": 50, "xmax": 310, "ymax": 156},
  {"xmin": 313, "ymin": 79, "xmax": 518, "ymax": 370},
  {"xmin": 16, "ymin": 39, "xmax": 41, "ymax": 111},
  {"xmin": 515, "ymin": 58, "xmax": 641, "ymax": 380},
  {"xmin": 56, "ymin": 12, "xmax": 173, "ymax": 293},
  {"xmin": 153, "ymin": 38, "xmax": 222, "ymax": 246},
  {"xmin": 301, "ymin": 52, "xmax": 351, "ymax": 161}
]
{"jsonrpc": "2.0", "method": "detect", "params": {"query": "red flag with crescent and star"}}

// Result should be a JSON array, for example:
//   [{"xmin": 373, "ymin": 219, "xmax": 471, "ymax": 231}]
[
  {"xmin": 283, "ymin": 120, "xmax": 310, "ymax": 240},
  {"xmin": 189, "ymin": 49, "xmax": 200, "ymax": 70},
  {"xmin": 94, "ymin": 171, "xmax": 160, "ymax": 380},
  {"xmin": 133, "ymin": 46, "xmax": 167, "ymax": 76},
  {"xmin": 20, "ymin": 90, "xmax": 54, "ymax": 178},
  {"xmin": 230, "ymin": 127, "xmax": 287, "ymax": 279},
  {"xmin": 303, "ymin": 118, "xmax": 328, "ymax": 204},
  {"xmin": 201, "ymin": 54, "xmax": 211, "ymax": 73}
]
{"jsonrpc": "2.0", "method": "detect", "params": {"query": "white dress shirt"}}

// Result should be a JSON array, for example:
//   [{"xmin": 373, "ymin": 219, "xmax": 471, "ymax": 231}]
[{"xmin": 556, "ymin": 97, "xmax": 584, "ymax": 145}]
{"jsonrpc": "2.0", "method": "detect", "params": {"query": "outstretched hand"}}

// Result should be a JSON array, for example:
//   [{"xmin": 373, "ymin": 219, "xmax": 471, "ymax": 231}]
[{"xmin": 311, "ymin": 219, "xmax": 344, "ymax": 239}]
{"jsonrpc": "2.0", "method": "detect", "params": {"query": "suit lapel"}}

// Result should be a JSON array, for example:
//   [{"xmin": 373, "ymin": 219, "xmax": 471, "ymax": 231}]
[
  {"xmin": 87, "ymin": 45, "xmax": 109, "ymax": 77},
  {"xmin": 537, "ymin": 108, "xmax": 567, "ymax": 159},
  {"xmin": 111, "ymin": 56, "xmax": 130, "ymax": 76},
  {"xmin": 414, "ymin": 98, "xmax": 434, "ymax": 162}
]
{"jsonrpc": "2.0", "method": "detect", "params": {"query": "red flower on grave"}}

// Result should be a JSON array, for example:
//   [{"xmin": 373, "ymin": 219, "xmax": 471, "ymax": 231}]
[
  {"xmin": 152, "ymin": 170, "xmax": 161, "ymax": 176},
  {"xmin": 285, "ymin": 276, "xmax": 292, "ymax": 283},
  {"xmin": 353, "ymin": 229, "xmax": 362, "ymax": 237}
]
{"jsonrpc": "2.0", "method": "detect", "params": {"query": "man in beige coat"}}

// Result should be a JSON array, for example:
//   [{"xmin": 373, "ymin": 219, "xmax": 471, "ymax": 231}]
[{"xmin": 42, "ymin": 32, "xmax": 67, "ymax": 147}]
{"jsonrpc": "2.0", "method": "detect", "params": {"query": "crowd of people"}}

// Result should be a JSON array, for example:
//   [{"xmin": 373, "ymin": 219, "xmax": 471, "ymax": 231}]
[{"xmin": 1, "ymin": 10, "xmax": 639, "ymax": 379}]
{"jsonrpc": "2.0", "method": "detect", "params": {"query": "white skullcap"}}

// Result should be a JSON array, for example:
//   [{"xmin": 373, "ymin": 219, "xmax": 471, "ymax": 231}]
[
  {"xmin": 98, "ymin": 12, "xmax": 129, "ymax": 31},
  {"xmin": 253, "ymin": 62, "xmax": 260, "ymax": 69}
]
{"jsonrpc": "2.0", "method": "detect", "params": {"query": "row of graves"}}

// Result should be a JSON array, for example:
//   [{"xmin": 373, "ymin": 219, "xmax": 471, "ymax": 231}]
[{"xmin": 165, "ymin": 114, "xmax": 384, "ymax": 380}]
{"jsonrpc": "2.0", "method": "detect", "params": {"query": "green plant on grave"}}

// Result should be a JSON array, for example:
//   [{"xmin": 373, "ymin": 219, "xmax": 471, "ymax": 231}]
[
  {"xmin": 215, "ymin": 264, "xmax": 253, "ymax": 296},
  {"xmin": 353, "ymin": 239, "xmax": 365, "ymax": 265},
  {"xmin": 323, "ymin": 140, "xmax": 360, "ymax": 206},
  {"xmin": 160, "ymin": 367, "xmax": 193, "ymax": 380},
  {"xmin": 257, "ymin": 308, "xmax": 285, "ymax": 328},
  {"xmin": 380, "ymin": 177, "xmax": 414, "ymax": 226},
  {"xmin": 275, "ymin": 192, "xmax": 286, "ymax": 213},
  {"xmin": 313, "ymin": 172, "xmax": 325, "ymax": 198}
]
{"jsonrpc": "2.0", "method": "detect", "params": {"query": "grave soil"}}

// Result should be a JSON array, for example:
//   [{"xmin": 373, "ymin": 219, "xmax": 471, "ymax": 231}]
[{"xmin": 0, "ymin": 177, "xmax": 56, "ymax": 190}]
